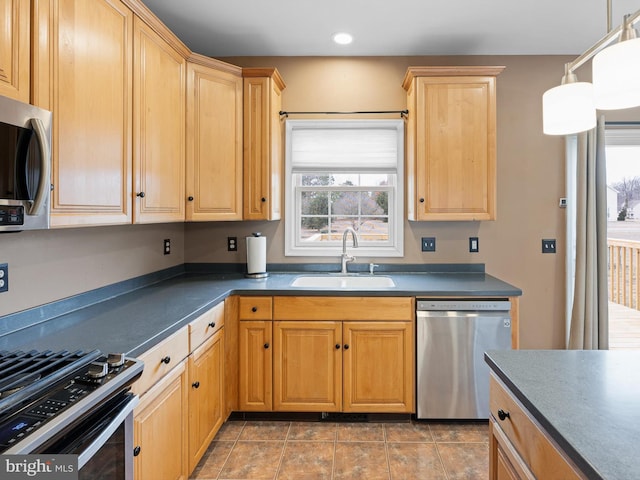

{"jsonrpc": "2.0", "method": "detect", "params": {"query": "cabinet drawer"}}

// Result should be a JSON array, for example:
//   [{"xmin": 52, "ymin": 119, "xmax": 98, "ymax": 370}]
[
  {"xmin": 489, "ymin": 375, "xmax": 583, "ymax": 480},
  {"xmin": 273, "ymin": 297, "xmax": 413, "ymax": 321},
  {"xmin": 189, "ymin": 302, "xmax": 225, "ymax": 350},
  {"xmin": 239, "ymin": 296, "xmax": 272, "ymax": 320},
  {"xmin": 132, "ymin": 326, "xmax": 189, "ymax": 396}
]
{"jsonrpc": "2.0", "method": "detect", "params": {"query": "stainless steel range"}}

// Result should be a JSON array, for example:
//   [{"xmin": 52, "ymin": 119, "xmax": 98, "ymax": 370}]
[{"xmin": 0, "ymin": 349, "xmax": 143, "ymax": 479}]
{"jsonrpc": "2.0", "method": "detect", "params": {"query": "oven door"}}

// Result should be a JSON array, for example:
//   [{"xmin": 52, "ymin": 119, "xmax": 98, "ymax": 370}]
[{"xmin": 36, "ymin": 392, "xmax": 139, "ymax": 480}]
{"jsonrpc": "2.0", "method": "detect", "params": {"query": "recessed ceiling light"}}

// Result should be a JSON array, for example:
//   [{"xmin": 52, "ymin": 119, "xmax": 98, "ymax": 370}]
[{"xmin": 333, "ymin": 33, "xmax": 353, "ymax": 45}]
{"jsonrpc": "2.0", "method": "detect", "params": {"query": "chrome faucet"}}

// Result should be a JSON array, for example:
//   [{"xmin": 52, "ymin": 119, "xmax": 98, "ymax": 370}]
[{"xmin": 341, "ymin": 228, "xmax": 359, "ymax": 273}]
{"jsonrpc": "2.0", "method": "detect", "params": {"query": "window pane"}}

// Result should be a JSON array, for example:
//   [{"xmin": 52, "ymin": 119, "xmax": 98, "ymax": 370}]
[
  {"xmin": 359, "ymin": 217, "xmax": 389, "ymax": 242},
  {"xmin": 300, "ymin": 217, "xmax": 329, "ymax": 241},
  {"xmin": 331, "ymin": 191, "xmax": 386, "ymax": 216},
  {"xmin": 301, "ymin": 191, "xmax": 328, "ymax": 215},
  {"xmin": 302, "ymin": 175, "xmax": 336, "ymax": 186},
  {"xmin": 360, "ymin": 174, "xmax": 393, "ymax": 186}
]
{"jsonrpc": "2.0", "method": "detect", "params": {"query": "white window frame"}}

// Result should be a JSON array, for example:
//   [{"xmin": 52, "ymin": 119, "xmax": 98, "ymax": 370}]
[{"xmin": 284, "ymin": 119, "xmax": 404, "ymax": 257}]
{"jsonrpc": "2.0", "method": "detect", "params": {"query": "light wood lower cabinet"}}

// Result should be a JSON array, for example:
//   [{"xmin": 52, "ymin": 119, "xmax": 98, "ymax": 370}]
[
  {"xmin": 273, "ymin": 321, "xmax": 342, "ymax": 412},
  {"xmin": 489, "ymin": 374, "xmax": 584, "ymax": 480},
  {"xmin": 134, "ymin": 303, "xmax": 226, "ymax": 479},
  {"xmin": 134, "ymin": 360, "xmax": 188, "ymax": 480},
  {"xmin": 342, "ymin": 321, "xmax": 413, "ymax": 412},
  {"xmin": 238, "ymin": 296, "xmax": 414, "ymax": 413},
  {"xmin": 238, "ymin": 320, "xmax": 272, "ymax": 411},
  {"xmin": 188, "ymin": 328, "xmax": 224, "ymax": 472}
]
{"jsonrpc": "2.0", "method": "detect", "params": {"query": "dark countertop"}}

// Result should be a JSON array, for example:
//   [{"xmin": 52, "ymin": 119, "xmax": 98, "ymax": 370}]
[
  {"xmin": 1, "ymin": 269, "xmax": 521, "ymax": 357},
  {"xmin": 485, "ymin": 350, "xmax": 640, "ymax": 480}
]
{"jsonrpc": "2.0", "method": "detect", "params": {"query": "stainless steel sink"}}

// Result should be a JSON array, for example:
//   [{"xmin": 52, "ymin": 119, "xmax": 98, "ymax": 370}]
[{"xmin": 290, "ymin": 275, "xmax": 396, "ymax": 289}]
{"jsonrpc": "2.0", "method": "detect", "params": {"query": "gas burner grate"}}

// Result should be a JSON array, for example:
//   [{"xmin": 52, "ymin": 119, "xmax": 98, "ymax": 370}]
[{"xmin": 0, "ymin": 349, "xmax": 102, "ymax": 416}]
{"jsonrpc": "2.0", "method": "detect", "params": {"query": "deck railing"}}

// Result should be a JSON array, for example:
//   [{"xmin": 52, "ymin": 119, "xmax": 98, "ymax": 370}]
[{"xmin": 609, "ymin": 238, "xmax": 640, "ymax": 309}]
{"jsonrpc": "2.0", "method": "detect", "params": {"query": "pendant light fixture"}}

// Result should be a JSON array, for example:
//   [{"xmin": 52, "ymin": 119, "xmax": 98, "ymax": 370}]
[
  {"xmin": 542, "ymin": 5, "xmax": 640, "ymax": 136},
  {"xmin": 543, "ymin": 65, "xmax": 596, "ymax": 135},
  {"xmin": 592, "ymin": 14, "xmax": 640, "ymax": 110}
]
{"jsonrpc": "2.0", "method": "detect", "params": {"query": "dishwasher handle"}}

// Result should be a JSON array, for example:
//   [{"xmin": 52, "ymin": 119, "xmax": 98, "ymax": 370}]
[{"xmin": 416, "ymin": 299, "xmax": 511, "ymax": 312}]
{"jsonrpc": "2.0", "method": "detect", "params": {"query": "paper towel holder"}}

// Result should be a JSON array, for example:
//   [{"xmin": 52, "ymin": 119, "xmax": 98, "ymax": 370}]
[{"xmin": 246, "ymin": 232, "xmax": 269, "ymax": 279}]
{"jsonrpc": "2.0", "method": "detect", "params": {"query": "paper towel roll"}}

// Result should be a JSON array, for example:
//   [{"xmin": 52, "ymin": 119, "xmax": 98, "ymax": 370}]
[{"xmin": 246, "ymin": 233, "xmax": 267, "ymax": 276}]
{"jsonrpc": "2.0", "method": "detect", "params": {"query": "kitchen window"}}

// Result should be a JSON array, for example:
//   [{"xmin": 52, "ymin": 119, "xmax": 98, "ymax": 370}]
[{"xmin": 284, "ymin": 119, "xmax": 404, "ymax": 257}]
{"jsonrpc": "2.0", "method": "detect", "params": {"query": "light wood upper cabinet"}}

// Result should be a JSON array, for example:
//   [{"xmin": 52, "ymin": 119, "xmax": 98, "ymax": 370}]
[
  {"xmin": 133, "ymin": 17, "xmax": 185, "ymax": 223},
  {"xmin": 403, "ymin": 66, "xmax": 504, "ymax": 221},
  {"xmin": 242, "ymin": 68, "xmax": 285, "ymax": 221},
  {"xmin": 0, "ymin": 0, "xmax": 29, "ymax": 102},
  {"xmin": 273, "ymin": 321, "xmax": 342, "ymax": 412},
  {"xmin": 186, "ymin": 56, "xmax": 243, "ymax": 221},
  {"xmin": 32, "ymin": 0, "xmax": 134, "ymax": 227}
]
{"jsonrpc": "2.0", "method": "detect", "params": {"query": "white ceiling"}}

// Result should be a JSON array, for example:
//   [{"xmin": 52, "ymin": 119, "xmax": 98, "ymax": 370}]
[{"xmin": 142, "ymin": 0, "xmax": 640, "ymax": 58}]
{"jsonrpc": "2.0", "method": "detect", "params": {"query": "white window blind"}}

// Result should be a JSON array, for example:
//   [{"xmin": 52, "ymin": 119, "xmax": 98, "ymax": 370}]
[{"xmin": 290, "ymin": 126, "xmax": 400, "ymax": 172}]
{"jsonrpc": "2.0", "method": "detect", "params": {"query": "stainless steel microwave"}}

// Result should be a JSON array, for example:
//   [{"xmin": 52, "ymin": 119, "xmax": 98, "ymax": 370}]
[{"xmin": 0, "ymin": 95, "xmax": 52, "ymax": 232}]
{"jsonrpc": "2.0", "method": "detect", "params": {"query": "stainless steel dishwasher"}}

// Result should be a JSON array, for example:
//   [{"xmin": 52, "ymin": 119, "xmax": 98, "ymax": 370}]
[{"xmin": 416, "ymin": 299, "xmax": 512, "ymax": 419}]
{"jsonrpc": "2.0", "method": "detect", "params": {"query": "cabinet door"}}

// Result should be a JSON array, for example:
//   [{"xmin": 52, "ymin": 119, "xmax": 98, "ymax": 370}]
[
  {"xmin": 273, "ymin": 321, "xmax": 342, "ymax": 412},
  {"xmin": 186, "ymin": 61, "xmax": 242, "ymax": 221},
  {"xmin": 134, "ymin": 361, "xmax": 188, "ymax": 480},
  {"xmin": 490, "ymin": 419, "xmax": 533, "ymax": 480},
  {"xmin": 133, "ymin": 17, "xmax": 185, "ymax": 223},
  {"xmin": 0, "ymin": 0, "xmax": 29, "ymax": 102},
  {"xmin": 239, "ymin": 321, "xmax": 272, "ymax": 411},
  {"xmin": 415, "ymin": 76, "xmax": 496, "ymax": 220},
  {"xmin": 342, "ymin": 321, "xmax": 414, "ymax": 413},
  {"xmin": 188, "ymin": 329, "xmax": 224, "ymax": 473},
  {"xmin": 33, "ymin": 0, "xmax": 133, "ymax": 227},
  {"xmin": 242, "ymin": 69, "xmax": 284, "ymax": 221}
]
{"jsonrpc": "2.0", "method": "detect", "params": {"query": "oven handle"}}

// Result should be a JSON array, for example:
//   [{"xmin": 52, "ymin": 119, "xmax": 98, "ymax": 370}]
[{"xmin": 77, "ymin": 394, "xmax": 139, "ymax": 469}]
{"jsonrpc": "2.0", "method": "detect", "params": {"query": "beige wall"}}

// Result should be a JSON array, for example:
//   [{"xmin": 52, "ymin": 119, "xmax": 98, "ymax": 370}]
[
  {"xmin": 4, "ymin": 54, "xmax": 636, "ymax": 350},
  {"xmin": 188, "ymin": 55, "xmax": 573, "ymax": 349},
  {"xmin": 0, "ymin": 223, "xmax": 185, "ymax": 317}
]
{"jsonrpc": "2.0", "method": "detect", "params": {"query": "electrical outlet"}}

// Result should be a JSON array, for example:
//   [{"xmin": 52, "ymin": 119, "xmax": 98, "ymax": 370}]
[
  {"xmin": 421, "ymin": 237, "xmax": 436, "ymax": 252},
  {"xmin": 228, "ymin": 237, "xmax": 238, "ymax": 252},
  {"xmin": 469, "ymin": 237, "xmax": 479, "ymax": 253},
  {"xmin": 542, "ymin": 239, "xmax": 556, "ymax": 253},
  {"xmin": 0, "ymin": 263, "xmax": 8, "ymax": 293},
  {"xmin": 163, "ymin": 239, "xmax": 171, "ymax": 255}
]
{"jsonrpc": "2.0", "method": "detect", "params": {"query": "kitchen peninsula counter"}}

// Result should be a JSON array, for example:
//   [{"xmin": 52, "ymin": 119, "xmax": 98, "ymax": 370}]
[
  {"xmin": 485, "ymin": 350, "xmax": 640, "ymax": 480},
  {"xmin": 0, "ymin": 264, "xmax": 521, "ymax": 357}
]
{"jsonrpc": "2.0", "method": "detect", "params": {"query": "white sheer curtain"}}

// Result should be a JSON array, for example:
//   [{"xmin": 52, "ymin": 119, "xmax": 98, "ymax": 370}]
[{"xmin": 568, "ymin": 115, "xmax": 609, "ymax": 350}]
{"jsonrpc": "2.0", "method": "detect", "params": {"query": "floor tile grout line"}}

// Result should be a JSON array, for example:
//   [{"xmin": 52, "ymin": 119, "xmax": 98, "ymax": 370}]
[
  {"xmin": 429, "ymin": 424, "xmax": 452, "ymax": 480},
  {"xmin": 383, "ymin": 423, "xmax": 393, "ymax": 480},
  {"xmin": 214, "ymin": 421, "xmax": 246, "ymax": 480},
  {"xmin": 332, "ymin": 423, "xmax": 337, "ymax": 480},
  {"xmin": 271, "ymin": 421, "xmax": 291, "ymax": 480}
]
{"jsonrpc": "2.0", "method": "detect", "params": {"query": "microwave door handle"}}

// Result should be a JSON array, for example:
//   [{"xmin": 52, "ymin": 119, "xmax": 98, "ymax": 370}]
[{"xmin": 28, "ymin": 117, "xmax": 51, "ymax": 216}]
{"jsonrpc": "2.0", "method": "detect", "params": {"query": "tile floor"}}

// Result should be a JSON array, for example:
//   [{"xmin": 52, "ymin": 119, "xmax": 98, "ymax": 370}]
[{"xmin": 190, "ymin": 420, "xmax": 489, "ymax": 480}]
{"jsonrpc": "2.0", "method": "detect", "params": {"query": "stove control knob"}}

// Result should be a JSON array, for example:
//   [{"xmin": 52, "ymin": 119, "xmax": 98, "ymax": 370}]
[
  {"xmin": 87, "ymin": 362, "xmax": 109, "ymax": 379},
  {"xmin": 107, "ymin": 353, "xmax": 126, "ymax": 368}
]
